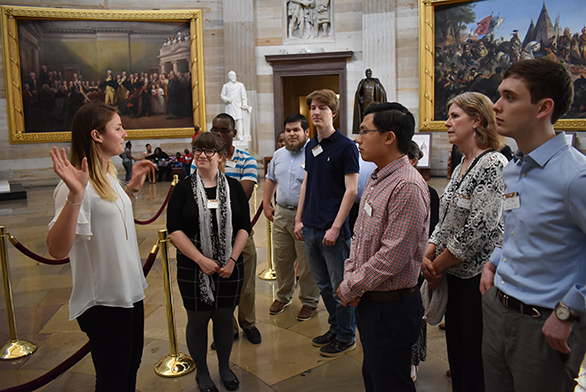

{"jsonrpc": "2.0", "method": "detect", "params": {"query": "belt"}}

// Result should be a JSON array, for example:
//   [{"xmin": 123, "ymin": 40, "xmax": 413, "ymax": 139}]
[
  {"xmin": 497, "ymin": 289, "xmax": 545, "ymax": 318},
  {"xmin": 277, "ymin": 203, "xmax": 297, "ymax": 210},
  {"xmin": 361, "ymin": 286, "xmax": 418, "ymax": 302}
]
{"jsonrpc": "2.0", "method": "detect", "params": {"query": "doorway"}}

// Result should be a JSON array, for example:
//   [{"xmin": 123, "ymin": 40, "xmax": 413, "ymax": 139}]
[
  {"xmin": 266, "ymin": 51, "xmax": 353, "ymax": 149},
  {"xmin": 283, "ymin": 74, "xmax": 339, "ymax": 138}
]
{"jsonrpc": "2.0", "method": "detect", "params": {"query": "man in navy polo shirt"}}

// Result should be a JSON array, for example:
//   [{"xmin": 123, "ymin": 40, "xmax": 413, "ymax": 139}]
[{"xmin": 294, "ymin": 89, "xmax": 359, "ymax": 356}]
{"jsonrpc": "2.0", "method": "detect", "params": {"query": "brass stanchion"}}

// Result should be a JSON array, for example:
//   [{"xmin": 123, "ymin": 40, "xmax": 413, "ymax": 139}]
[
  {"xmin": 258, "ymin": 219, "xmax": 276, "ymax": 280},
  {"xmin": 0, "ymin": 226, "xmax": 36, "ymax": 360},
  {"xmin": 154, "ymin": 229, "xmax": 195, "ymax": 377}
]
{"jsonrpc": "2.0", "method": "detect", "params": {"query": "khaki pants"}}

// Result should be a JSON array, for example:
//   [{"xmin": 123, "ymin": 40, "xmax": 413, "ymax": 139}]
[
  {"xmin": 273, "ymin": 205, "xmax": 319, "ymax": 307},
  {"xmin": 234, "ymin": 232, "xmax": 256, "ymax": 331}
]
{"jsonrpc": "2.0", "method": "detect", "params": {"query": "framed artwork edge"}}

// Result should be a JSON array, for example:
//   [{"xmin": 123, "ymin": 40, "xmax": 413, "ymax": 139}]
[
  {"xmin": 0, "ymin": 5, "xmax": 206, "ymax": 144},
  {"xmin": 417, "ymin": 0, "xmax": 586, "ymax": 132}
]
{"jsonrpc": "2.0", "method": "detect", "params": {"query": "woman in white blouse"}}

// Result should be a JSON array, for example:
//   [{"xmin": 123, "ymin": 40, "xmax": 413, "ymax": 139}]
[
  {"xmin": 47, "ymin": 102, "xmax": 154, "ymax": 392},
  {"xmin": 422, "ymin": 92, "xmax": 508, "ymax": 392}
]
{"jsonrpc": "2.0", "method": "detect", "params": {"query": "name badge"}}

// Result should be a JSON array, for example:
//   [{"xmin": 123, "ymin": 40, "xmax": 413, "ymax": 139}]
[
  {"xmin": 207, "ymin": 199, "xmax": 219, "ymax": 209},
  {"xmin": 364, "ymin": 200, "xmax": 373, "ymax": 217},
  {"xmin": 225, "ymin": 160, "xmax": 236, "ymax": 168},
  {"xmin": 503, "ymin": 192, "xmax": 520, "ymax": 210},
  {"xmin": 312, "ymin": 144, "xmax": 323, "ymax": 157},
  {"xmin": 457, "ymin": 194, "xmax": 472, "ymax": 209}
]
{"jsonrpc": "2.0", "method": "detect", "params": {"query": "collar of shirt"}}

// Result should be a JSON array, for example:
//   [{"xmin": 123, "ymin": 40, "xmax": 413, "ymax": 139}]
[
  {"xmin": 513, "ymin": 132, "xmax": 568, "ymax": 167},
  {"xmin": 314, "ymin": 128, "xmax": 340, "ymax": 145},
  {"xmin": 370, "ymin": 155, "xmax": 410, "ymax": 184}
]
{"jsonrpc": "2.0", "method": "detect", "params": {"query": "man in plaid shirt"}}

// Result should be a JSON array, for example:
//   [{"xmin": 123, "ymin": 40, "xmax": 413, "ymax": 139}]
[{"xmin": 337, "ymin": 102, "xmax": 430, "ymax": 392}]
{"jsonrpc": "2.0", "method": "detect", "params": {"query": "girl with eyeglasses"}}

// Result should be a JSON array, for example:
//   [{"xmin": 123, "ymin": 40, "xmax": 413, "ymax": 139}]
[{"xmin": 167, "ymin": 132, "xmax": 251, "ymax": 392}]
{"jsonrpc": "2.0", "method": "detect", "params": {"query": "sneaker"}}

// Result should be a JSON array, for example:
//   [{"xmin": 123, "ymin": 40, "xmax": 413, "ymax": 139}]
[
  {"xmin": 312, "ymin": 330, "xmax": 337, "ymax": 347},
  {"xmin": 319, "ymin": 340, "xmax": 356, "ymax": 357},
  {"xmin": 296, "ymin": 305, "xmax": 317, "ymax": 321},
  {"xmin": 269, "ymin": 299, "xmax": 291, "ymax": 315},
  {"xmin": 243, "ymin": 326, "xmax": 262, "ymax": 344}
]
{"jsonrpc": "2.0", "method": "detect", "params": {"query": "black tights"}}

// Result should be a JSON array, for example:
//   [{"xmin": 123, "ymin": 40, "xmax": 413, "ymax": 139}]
[{"xmin": 186, "ymin": 308, "xmax": 236, "ymax": 384}]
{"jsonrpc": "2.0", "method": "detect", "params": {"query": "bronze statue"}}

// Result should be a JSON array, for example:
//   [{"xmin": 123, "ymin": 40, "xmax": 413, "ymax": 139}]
[{"xmin": 353, "ymin": 69, "xmax": 387, "ymax": 133}]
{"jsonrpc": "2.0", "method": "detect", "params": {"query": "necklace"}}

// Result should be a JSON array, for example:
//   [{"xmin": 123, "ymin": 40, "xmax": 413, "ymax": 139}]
[{"xmin": 112, "ymin": 180, "xmax": 128, "ymax": 240}]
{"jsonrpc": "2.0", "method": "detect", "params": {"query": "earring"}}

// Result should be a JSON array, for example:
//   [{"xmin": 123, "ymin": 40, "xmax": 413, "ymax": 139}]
[{"xmin": 473, "ymin": 127, "xmax": 477, "ymax": 137}]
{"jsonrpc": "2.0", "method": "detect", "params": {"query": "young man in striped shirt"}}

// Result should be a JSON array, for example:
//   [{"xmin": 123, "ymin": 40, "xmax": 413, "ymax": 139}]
[{"xmin": 337, "ymin": 102, "xmax": 430, "ymax": 392}]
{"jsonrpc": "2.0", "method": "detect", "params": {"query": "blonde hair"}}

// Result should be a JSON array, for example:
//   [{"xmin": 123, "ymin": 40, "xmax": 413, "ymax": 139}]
[
  {"xmin": 70, "ymin": 102, "xmax": 119, "ymax": 201},
  {"xmin": 447, "ymin": 92, "xmax": 504, "ymax": 151}
]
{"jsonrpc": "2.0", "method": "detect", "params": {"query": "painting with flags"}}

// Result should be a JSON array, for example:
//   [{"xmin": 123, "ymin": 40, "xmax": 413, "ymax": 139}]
[{"xmin": 431, "ymin": 0, "xmax": 586, "ymax": 123}]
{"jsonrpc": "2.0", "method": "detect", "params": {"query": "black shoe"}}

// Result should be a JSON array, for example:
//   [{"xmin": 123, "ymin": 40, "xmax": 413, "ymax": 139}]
[
  {"xmin": 319, "ymin": 340, "xmax": 356, "ymax": 357},
  {"xmin": 210, "ymin": 331, "xmax": 239, "ymax": 350},
  {"xmin": 243, "ymin": 326, "xmax": 261, "ymax": 344},
  {"xmin": 312, "ymin": 330, "xmax": 337, "ymax": 347},
  {"xmin": 221, "ymin": 369, "xmax": 240, "ymax": 391},
  {"xmin": 196, "ymin": 374, "xmax": 219, "ymax": 392}
]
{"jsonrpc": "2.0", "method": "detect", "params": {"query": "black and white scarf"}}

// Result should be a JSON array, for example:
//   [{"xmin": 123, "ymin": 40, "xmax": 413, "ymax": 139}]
[{"xmin": 191, "ymin": 168, "xmax": 232, "ymax": 305}]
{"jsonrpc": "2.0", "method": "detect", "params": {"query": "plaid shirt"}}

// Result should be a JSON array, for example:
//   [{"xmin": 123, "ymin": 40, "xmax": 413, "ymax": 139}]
[{"xmin": 340, "ymin": 155, "xmax": 430, "ymax": 302}]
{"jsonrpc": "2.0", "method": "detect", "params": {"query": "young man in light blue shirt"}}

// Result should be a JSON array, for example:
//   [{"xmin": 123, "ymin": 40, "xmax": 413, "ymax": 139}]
[
  {"xmin": 480, "ymin": 58, "xmax": 586, "ymax": 392},
  {"xmin": 263, "ymin": 114, "xmax": 319, "ymax": 321}
]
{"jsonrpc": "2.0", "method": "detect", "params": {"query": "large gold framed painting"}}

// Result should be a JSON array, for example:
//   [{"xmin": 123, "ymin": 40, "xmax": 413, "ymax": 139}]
[
  {"xmin": 1, "ymin": 6, "xmax": 206, "ymax": 144},
  {"xmin": 419, "ymin": 0, "xmax": 586, "ymax": 131}
]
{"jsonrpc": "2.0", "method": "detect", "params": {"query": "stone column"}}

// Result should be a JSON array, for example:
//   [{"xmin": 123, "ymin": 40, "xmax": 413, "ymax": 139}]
[
  {"xmin": 362, "ymin": 0, "xmax": 397, "ymax": 101},
  {"xmin": 223, "ymin": 0, "xmax": 258, "ymax": 152}
]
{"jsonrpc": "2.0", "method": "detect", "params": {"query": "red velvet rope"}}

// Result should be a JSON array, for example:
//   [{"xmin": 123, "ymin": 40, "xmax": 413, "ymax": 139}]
[
  {"xmin": 0, "ymin": 250, "xmax": 159, "ymax": 392},
  {"xmin": 251, "ymin": 202, "xmax": 263, "ymax": 228},
  {"xmin": 1, "ymin": 200, "xmax": 263, "ymax": 391},
  {"xmin": 134, "ymin": 184, "xmax": 175, "ymax": 225},
  {"xmin": 9, "ymin": 238, "xmax": 70, "ymax": 265}
]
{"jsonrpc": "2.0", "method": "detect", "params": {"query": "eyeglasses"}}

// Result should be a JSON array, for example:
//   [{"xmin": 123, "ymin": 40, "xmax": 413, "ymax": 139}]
[
  {"xmin": 192, "ymin": 147, "xmax": 218, "ymax": 157},
  {"xmin": 210, "ymin": 127, "xmax": 234, "ymax": 134},
  {"xmin": 357, "ymin": 128, "xmax": 390, "ymax": 136}
]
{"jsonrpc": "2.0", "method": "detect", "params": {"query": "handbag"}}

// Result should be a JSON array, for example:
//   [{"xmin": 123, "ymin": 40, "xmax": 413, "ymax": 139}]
[{"xmin": 421, "ymin": 277, "xmax": 448, "ymax": 326}]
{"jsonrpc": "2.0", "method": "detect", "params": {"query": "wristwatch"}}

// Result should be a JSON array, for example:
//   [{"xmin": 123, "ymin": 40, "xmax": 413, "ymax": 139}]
[{"xmin": 555, "ymin": 302, "xmax": 581, "ymax": 323}]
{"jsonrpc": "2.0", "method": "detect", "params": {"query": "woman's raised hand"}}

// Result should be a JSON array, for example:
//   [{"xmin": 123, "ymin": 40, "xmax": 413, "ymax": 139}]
[
  {"xmin": 50, "ymin": 147, "xmax": 88, "ymax": 197},
  {"xmin": 128, "ymin": 160, "xmax": 155, "ymax": 190}
]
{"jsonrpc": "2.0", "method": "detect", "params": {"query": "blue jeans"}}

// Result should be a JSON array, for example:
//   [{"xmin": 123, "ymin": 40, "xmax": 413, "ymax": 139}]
[{"xmin": 303, "ymin": 226, "xmax": 356, "ymax": 343}]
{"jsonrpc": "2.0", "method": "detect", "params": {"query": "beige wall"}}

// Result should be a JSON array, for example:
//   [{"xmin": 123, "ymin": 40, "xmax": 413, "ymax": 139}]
[{"xmin": 6, "ymin": 0, "xmax": 577, "ymax": 186}]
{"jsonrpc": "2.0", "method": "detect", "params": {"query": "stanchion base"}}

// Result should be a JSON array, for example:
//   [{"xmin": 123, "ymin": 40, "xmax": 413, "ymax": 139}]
[
  {"xmin": 258, "ymin": 268, "xmax": 276, "ymax": 281},
  {"xmin": 154, "ymin": 352, "xmax": 195, "ymax": 377},
  {"xmin": 0, "ymin": 339, "xmax": 36, "ymax": 360}
]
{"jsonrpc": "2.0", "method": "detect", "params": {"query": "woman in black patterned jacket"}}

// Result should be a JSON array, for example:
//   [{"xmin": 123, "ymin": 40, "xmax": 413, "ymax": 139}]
[{"xmin": 422, "ymin": 92, "xmax": 508, "ymax": 392}]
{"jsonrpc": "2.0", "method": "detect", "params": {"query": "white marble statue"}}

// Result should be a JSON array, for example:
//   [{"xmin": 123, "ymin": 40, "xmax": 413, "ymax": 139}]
[{"xmin": 220, "ymin": 71, "xmax": 251, "ymax": 141}]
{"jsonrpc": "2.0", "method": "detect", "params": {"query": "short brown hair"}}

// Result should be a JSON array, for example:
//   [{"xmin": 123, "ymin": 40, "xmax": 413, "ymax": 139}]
[
  {"xmin": 503, "ymin": 59, "xmax": 573, "ymax": 123},
  {"xmin": 306, "ymin": 89, "xmax": 339, "ymax": 117},
  {"xmin": 193, "ymin": 132, "xmax": 228, "ymax": 172}
]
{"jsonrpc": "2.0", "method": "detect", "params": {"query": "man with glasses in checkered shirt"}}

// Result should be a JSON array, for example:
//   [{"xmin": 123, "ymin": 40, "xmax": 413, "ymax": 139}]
[{"xmin": 337, "ymin": 102, "xmax": 430, "ymax": 392}]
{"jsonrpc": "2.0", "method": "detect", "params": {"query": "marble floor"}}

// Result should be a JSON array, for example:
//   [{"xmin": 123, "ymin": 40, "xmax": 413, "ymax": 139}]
[{"xmin": 0, "ymin": 176, "xmax": 452, "ymax": 392}]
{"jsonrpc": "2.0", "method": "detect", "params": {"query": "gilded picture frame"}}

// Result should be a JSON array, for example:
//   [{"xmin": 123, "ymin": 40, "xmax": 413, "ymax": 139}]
[
  {"xmin": 1, "ymin": 6, "xmax": 206, "ymax": 144},
  {"xmin": 418, "ymin": 0, "xmax": 586, "ymax": 132}
]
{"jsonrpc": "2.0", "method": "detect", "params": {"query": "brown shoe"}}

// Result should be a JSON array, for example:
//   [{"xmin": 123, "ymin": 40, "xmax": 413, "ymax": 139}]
[
  {"xmin": 269, "ymin": 299, "xmax": 291, "ymax": 315},
  {"xmin": 296, "ymin": 305, "xmax": 317, "ymax": 321}
]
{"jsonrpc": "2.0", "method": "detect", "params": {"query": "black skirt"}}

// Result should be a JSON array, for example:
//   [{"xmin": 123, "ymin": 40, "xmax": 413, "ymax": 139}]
[{"xmin": 176, "ymin": 251, "xmax": 244, "ymax": 311}]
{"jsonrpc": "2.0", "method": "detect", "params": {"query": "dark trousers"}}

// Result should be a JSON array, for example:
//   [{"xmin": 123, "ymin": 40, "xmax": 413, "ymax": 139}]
[
  {"xmin": 77, "ymin": 301, "xmax": 144, "ymax": 392},
  {"xmin": 445, "ymin": 274, "xmax": 484, "ymax": 392},
  {"xmin": 356, "ymin": 291, "xmax": 422, "ymax": 392}
]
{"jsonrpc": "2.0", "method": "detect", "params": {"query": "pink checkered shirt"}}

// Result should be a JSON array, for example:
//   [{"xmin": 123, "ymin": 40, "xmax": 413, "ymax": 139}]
[{"xmin": 340, "ymin": 155, "xmax": 430, "ymax": 302}]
